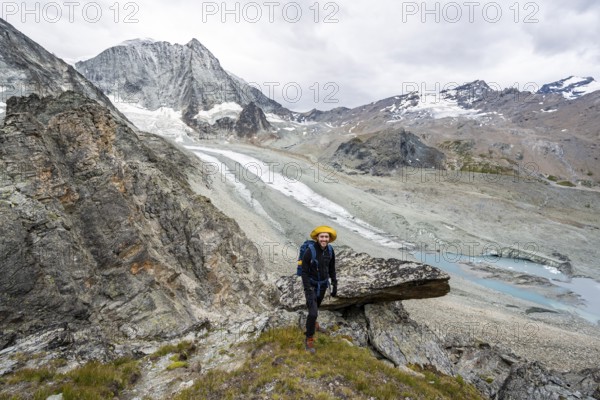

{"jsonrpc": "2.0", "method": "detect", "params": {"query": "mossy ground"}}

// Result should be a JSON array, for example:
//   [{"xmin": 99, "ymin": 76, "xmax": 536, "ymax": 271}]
[
  {"xmin": 1, "ymin": 327, "xmax": 485, "ymax": 400},
  {"xmin": 175, "ymin": 327, "xmax": 484, "ymax": 400},
  {"xmin": 439, "ymin": 140, "xmax": 518, "ymax": 177},
  {"xmin": 0, "ymin": 358, "xmax": 140, "ymax": 400}
]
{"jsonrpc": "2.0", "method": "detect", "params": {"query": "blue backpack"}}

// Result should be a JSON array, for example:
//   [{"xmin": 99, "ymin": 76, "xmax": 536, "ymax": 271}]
[{"xmin": 296, "ymin": 240, "xmax": 334, "ymax": 276}]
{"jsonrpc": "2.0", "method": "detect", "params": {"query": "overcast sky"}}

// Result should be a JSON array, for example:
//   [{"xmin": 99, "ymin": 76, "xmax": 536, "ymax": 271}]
[{"xmin": 3, "ymin": 0, "xmax": 599, "ymax": 111}]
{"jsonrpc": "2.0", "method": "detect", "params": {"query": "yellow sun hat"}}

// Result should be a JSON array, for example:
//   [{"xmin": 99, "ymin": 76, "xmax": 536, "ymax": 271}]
[{"xmin": 310, "ymin": 225, "xmax": 337, "ymax": 242}]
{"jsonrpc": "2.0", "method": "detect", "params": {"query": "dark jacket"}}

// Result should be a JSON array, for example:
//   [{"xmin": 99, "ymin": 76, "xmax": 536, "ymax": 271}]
[{"xmin": 301, "ymin": 243, "xmax": 337, "ymax": 292}]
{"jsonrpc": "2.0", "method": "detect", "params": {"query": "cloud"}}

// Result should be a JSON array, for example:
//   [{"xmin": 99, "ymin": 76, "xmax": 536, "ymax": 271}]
[
  {"xmin": 524, "ymin": 2, "xmax": 600, "ymax": 57},
  {"xmin": 2, "ymin": 0, "xmax": 599, "ymax": 111}
]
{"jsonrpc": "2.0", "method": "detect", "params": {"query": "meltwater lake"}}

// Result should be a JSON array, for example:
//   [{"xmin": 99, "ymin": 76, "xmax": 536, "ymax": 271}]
[{"xmin": 415, "ymin": 251, "xmax": 600, "ymax": 325}]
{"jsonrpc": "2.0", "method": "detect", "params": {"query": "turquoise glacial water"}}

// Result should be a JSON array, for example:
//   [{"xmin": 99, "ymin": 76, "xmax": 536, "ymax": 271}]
[{"xmin": 413, "ymin": 251, "xmax": 600, "ymax": 325}]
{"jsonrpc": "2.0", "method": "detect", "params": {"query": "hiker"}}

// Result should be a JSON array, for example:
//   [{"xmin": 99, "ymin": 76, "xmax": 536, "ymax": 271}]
[{"xmin": 301, "ymin": 225, "xmax": 338, "ymax": 353}]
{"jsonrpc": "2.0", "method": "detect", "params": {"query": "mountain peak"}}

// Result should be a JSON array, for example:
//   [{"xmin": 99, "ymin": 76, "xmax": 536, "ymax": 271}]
[
  {"xmin": 186, "ymin": 38, "xmax": 208, "ymax": 50},
  {"xmin": 75, "ymin": 37, "xmax": 283, "ymax": 131},
  {"xmin": 454, "ymin": 80, "xmax": 491, "ymax": 91},
  {"xmin": 538, "ymin": 76, "xmax": 600, "ymax": 99},
  {"xmin": 118, "ymin": 38, "xmax": 159, "ymax": 47},
  {"xmin": 440, "ymin": 79, "xmax": 493, "ymax": 108}
]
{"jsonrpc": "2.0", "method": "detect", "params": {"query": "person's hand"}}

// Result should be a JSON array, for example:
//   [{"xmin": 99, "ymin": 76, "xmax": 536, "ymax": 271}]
[{"xmin": 331, "ymin": 284, "xmax": 337, "ymax": 297}]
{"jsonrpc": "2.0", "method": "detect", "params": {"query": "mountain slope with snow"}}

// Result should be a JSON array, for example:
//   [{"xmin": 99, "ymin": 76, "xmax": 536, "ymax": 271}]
[
  {"xmin": 75, "ymin": 38, "xmax": 285, "ymax": 133},
  {"xmin": 538, "ymin": 76, "xmax": 600, "ymax": 99}
]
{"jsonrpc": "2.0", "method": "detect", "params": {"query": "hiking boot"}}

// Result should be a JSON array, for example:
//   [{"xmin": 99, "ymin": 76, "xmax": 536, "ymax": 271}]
[
  {"xmin": 315, "ymin": 322, "xmax": 328, "ymax": 334},
  {"xmin": 304, "ymin": 336, "xmax": 316, "ymax": 354}
]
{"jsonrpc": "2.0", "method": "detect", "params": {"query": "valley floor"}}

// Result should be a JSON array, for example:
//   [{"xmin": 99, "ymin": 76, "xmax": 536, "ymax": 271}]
[{"xmin": 183, "ymin": 139, "xmax": 600, "ymax": 371}]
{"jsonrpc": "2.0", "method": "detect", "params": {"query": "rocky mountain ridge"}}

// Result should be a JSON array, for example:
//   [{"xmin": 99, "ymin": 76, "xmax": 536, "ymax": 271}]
[
  {"xmin": 74, "ymin": 38, "xmax": 286, "ymax": 135},
  {"xmin": 71, "ymin": 36, "xmax": 600, "ymax": 185},
  {"xmin": 271, "ymin": 79, "xmax": 600, "ymax": 185},
  {"xmin": 0, "ymin": 18, "xmax": 117, "ymax": 121},
  {"xmin": 538, "ymin": 76, "xmax": 600, "ymax": 99},
  {"xmin": 0, "ymin": 91, "xmax": 269, "ymax": 348},
  {"xmin": 234, "ymin": 101, "xmax": 274, "ymax": 138}
]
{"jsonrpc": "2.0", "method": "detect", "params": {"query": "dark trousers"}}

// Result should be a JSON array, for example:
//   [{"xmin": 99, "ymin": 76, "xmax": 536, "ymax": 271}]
[{"xmin": 305, "ymin": 288, "xmax": 325, "ymax": 337}]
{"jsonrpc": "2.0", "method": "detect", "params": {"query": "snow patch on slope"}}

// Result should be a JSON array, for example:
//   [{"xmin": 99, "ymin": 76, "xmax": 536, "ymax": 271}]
[
  {"xmin": 412, "ymin": 93, "xmax": 482, "ymax": 118},
  {"xmin": 195, "ymin": 102, "xmax": 242, "ymax": 125},
  {"xmin": 539, "ymin": 76, "xmax": 600, "ymax": 99},
  {"xmin": 185, "ymin": 145, "xmax": 409, "ymax": 249},
  {"xmin": 569, "ymin": 80, "xmax": 600, "ymax": 98},
  {"xmin": 383, "ymin": 92, "xmax": 482, "ymax": 121},
  {"xmin": 109, "ymin": 96, "xmax": 193, "ymax": 142},
  {"xmin": 265, "ymin": 113, "xmax": 285, "ymax": 123},
  {"xmin": 191, "ymin": 150, "xmax": 283, "ymax": 232}
]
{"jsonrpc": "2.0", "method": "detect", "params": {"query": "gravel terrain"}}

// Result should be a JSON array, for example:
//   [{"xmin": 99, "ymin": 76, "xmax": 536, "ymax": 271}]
[{"xmin": 185, "ymin": 139, "xmax": 600, "ymax": 371}]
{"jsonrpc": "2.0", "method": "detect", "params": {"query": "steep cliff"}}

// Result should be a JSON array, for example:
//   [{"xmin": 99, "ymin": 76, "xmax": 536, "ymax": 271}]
[{"xmin": 0, "ymin": 92, "xmax": 268, "ymax": 347}]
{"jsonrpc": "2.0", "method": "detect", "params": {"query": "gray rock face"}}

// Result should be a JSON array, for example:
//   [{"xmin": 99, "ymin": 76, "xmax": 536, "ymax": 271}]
[
  {"xmin": 331, "ymin": 128, "xmax": 446, "ymax": 174},
  {"xmin": 0, "ymin": 92, "xmax": 268, "ymax": 344},
  {"xmin": 0, "ymin": 18, "xmax": 114, "ymax": 114},
  {"xmin": 497, "ymin": 362, "xmax": 597, "ymax": 400},
  {"xmin": 363, "ymin": 302, "xmax": 599, "ymax": 399},
  {"xmin": 276, "ymin": 249, "xmax": 450, "ymax": 311},
  {"xmin": 441, "ymin": 80, "xmax": 494, "ymax": 109},
  {"xmin": 444, "ymin": 335, "xmax": 522, "ymax": 398},
  {"xmin": 235, "ymin": 102, "xmax": 273, "ymax": 137},
  {"xmin": 74, "ymin": 39, "xmax": 285, "ymax": 126},
  {"xmin": 441, "ymin": 330, "xmax": 600, "ymax": 399},
  {"xmin": 365, "ymin": 302, "xmax": 454, "ymax": 375}
]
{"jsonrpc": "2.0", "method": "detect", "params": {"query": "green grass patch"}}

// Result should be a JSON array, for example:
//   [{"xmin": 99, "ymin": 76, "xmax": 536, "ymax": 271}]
[
  {"xmin": 3, "ymin": 368, "xmax": 55, "ymax": 385},
  {"xmin": 557, "ymin": 181, "xmax": 576, "ymax": 187},
  {"xmin": 0, "ymin": 358, "xmax": 139, "ymax": 400},
  {"xmin": 439, "ymin": 140, "xmax": 474, "ymax": 156},
  {"xmin": 547, "ymin": 175, "xmax": 559, "ymax": 182},
  {"xmin": 174, "ymin": 327, "xmax": 485, "ymax": 400},
  {"xmin": 460, "ymin": 163, "xmax": 514, "ymax": 175},
  {"xmin": 150, "ymin": 340, "xmax": 196, "ymax": 360},
  {"xmin": 166, "ymin": 361, "xmax": 188, "ymax": 371}
]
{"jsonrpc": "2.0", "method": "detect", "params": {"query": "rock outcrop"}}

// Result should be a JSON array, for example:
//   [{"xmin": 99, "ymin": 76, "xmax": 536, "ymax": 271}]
[
  {"xmin": 310, "ymin": 302, "xmax": 600, "ymax": 400},
  {"xmin": 496, "ymin": 362, "xmax": 599, "ymax": 400},
  {"xmin": 279, "ymin": 251, "xmax": 598, "ymax": 400},
  {"xmin": 0, "ymin": 18, "xmax": 115, "ymax": 116},
  {"xmin": 234, "ymin": 102, "xmax": 273, "ymax": 137},
  {"xmin": 0, "ymin": 92, "xmax": 269, "ymax": 347},
  {"xmin": 365, "ymin": 302, "xmax": 454, "ymax": 375},
  {"xmin": 276, "ymin": 249, "xmax": 450, "ymax": 311},
  {"xmin": 331, "ymin": 128, "xmax": 446, "ymax": 175}
]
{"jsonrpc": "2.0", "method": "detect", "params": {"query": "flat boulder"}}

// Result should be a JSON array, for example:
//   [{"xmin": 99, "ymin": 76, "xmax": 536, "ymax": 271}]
[{"xmin": 276, "ymin": 249, "xmax": 450, "ymax": 311}]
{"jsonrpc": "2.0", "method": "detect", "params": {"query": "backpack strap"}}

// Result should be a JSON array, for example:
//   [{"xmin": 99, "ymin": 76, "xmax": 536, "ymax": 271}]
[
  {"xmin": 308, "ymin": 242, "xmax": 334, "ymax": 297},
  {"xmin": 308, "ymin": 242, "xmax": 317, "ymax": 267},
  {"xmin": 326, "ymin": 244, "xmax": 334, "ymax": 258}
]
